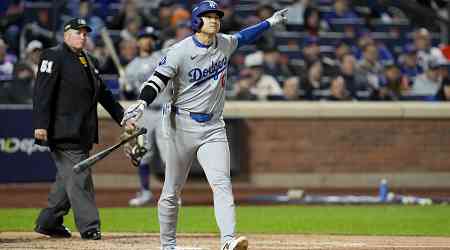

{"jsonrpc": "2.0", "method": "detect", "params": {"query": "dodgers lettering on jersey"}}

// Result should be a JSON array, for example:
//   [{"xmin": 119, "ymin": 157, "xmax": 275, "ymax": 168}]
[
  {"xmin": 188, "ymin": 56, "xmax": 228, "ymax": 85},
  {"xmin": 154, "ymin": 33, "xmax": 238, "ymax": 114}
]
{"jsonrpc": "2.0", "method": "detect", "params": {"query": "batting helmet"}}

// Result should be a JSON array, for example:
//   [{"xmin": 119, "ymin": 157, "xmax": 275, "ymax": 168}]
[{"xmin": 191, "ymin": 0, "xmax": 224, "ymax": 32}]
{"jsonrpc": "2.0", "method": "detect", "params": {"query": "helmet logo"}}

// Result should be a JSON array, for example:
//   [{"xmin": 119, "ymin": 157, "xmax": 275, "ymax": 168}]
[{"xmin": 207, "ymin": 0, "xmax": 217, "ymax": 8}]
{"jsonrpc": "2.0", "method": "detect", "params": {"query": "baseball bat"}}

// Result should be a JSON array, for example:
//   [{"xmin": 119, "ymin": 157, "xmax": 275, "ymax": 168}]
[
  {"xmin": 100, "ymin": 27, "xmax": 128, "ymax": 89},
  {"xmin": 73, "ymin": 127, "xmax": 147, "ymax": 174}
]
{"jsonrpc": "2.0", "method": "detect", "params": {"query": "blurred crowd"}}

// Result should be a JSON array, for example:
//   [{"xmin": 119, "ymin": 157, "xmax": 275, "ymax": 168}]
[{"xmin": 2, "ymin": 0, "xmax": 450, "ymax": 104}]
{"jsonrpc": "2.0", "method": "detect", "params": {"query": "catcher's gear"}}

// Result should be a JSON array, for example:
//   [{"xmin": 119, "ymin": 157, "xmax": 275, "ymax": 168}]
[
  {"xmin": 266, "ymin": 8, "xmax": 288, "ymax": 26},
  {"xmin": 122, "ymin": 128, "xmax": 148, "ymax": 166}
]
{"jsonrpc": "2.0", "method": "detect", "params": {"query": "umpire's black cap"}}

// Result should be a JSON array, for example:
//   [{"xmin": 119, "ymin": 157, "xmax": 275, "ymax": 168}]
[{"xmin": 64, "ymin": 18, "xmax": 92, "ymax": 32}]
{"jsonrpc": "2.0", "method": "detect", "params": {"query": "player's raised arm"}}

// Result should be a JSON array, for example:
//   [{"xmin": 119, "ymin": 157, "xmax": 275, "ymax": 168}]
[{"xmin": 234, "ymin": 8, "xmax": 288, "ymax": 48}]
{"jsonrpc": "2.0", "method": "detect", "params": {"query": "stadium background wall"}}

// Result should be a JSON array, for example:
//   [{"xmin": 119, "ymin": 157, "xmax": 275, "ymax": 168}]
[{"xmin": 92, "ymin": 101, "xmax": 450, "ymax": 189}]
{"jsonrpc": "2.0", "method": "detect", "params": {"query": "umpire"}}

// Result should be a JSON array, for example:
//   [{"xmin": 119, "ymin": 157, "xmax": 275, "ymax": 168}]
[{"xmin": 33, "ymin": 18, "xmax": 125, "ymax": 240}]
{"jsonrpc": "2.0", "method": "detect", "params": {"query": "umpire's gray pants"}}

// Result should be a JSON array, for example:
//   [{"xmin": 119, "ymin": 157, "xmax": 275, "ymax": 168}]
[{"xmin": 35, "ymin": 149, "xmax": 100, "ymax": 234}]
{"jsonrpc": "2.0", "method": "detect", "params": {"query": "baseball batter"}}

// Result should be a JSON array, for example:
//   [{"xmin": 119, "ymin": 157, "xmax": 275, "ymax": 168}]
[{"xmin": 122, "ymin": 1, "xmax": 288, "ymax": 249}]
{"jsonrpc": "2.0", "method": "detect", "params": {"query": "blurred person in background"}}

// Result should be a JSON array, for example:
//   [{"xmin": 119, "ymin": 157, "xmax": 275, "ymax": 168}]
[
  {"xmin": 23, "ymin": 40, "xmax": 43, "ymax": 77},
  {"xmin": 300, "ymin": 60, "xmax": 327, "ymax": 100},
  {"xmin": 162, "ymin": 21, "xmax": 192, "ymax": 49},
  {"xmin": 234, "ymin": 51, "xmax": 283, "ymax": 100},
  {"xmin": 283, "ymin": 76, "xmax": 300, "ymax": 100},
  {"xmin": 0, "ymin": 0, "xmax": 24, "ymax": 54},
  {"xmin": 100, "ymin": 38, "xmax": 137, "ymax": 75},
  {"xmin": 8, "ymin": 61, "xmax": 34, "ymax": 104},
  {"xmin": 410, "ymin": 58, "xmax": 442, "ymax": 97},
  {"xmin": 357, "ymin": 43, "xmax": 383, "ymax": 93},
  {"xmin": 399, "ymin": 43, "xmax": 423, "ymax": 86},
  {"xmin": 120, "ymin": 16, "xmax": 142, "ymax": 41},
  {"xmin": 372, "ymin": 63, "xmax": 407, "ymax": 101},
  {"xmin": 434, "ymin": 77, "xmax": 450, "ymax": 101},
  {"xmin": 262, "ymin": 45, "xmax": 293, "ymax": 84},
  {"xmin": 108, "ymin": 0, "xmax": 150, "ymax": 30},
  {"xmin": 324, "ymin": 0, "xmax": 359, "ymax": 26},
  {"xmin": 0, "ymin": 38, "xmax": 14, "ymax": 81},
  {"xmin": 303, "ymin": 6, "xmax": 328, "ymax": 36},
  {"xmin": 326, "ymin": 75, "xmax": 351, "ymax": 101},
  {"xmin": 149, "ymin": 0, "xmax": 177, "ymax": 42},
  {"xmin": 122, "ymin": 26, "xmax": 169, "ymax": 207},
  {"xmin": 78, "ymin": 0, "xmax": 105, "ymax": 41},
  {"xmin": 413, "ymin": 27, "xmax": 447, "ymax": 71},
  {"xmin": 286, "ymin": 0, "xmax": 310, "ymax": 27},
  {"xmin": 338, "ymin": 53, "xmax": 370, "ymax": 100},
  {"xmin": 218, "ymin": 0, "xmax": 244, "ymax": 33},
  {"xmin": 301, "ymin": 36, "xmax": 337, "ymax": 78}
]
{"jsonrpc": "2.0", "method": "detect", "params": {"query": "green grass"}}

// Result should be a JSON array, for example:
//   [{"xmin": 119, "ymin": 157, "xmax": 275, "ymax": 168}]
[{"xmin": 1, "ymin": 205, "xmax": 450, "ymax": 236}]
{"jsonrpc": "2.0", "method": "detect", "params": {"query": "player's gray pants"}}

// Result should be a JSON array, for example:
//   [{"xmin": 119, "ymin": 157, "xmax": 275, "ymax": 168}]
[
  {"xmin": 35, "ymin": 149, "xmax": 100, "ymax": 234},
  {"xmin": 159, "ymin": 111, "xmax": 236, "ymax": 248}
]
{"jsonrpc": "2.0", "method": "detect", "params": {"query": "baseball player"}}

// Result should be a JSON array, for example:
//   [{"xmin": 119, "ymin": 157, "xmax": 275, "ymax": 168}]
[
  {"xmin": 122, "ymin": 1, "xmax": 288, "ymax": 249},
  {"xmin": 122, "ymin": 26, "xmax": 170, "ymax": 207}
]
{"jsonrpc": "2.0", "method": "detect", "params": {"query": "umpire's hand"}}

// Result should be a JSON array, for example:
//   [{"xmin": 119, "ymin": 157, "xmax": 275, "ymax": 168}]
[{"xmin": 34, "ymin": 129, "xmax": 48, "ymax": 141}]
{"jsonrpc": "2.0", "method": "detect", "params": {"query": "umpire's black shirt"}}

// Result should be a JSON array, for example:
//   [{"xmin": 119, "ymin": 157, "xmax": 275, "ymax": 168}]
[{"xmin": 33, "ymin": 42, "xmax": 124, "ymax": 150}]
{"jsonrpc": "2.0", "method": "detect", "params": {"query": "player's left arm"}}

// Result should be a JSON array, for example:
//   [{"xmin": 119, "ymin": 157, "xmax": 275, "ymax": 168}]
[{"xmin": 234, "ymin": 8, "xmax": 288, "ymax": 48}]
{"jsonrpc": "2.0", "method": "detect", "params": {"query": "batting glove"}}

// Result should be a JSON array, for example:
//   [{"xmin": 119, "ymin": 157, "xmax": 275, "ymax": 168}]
[
  {"xmin": 121, "ymin": 100, "xmax": 147, "ymax": 126},
  {"xmin": 266, "ymin": 8, "xmax": 288, "ymax": 26}
]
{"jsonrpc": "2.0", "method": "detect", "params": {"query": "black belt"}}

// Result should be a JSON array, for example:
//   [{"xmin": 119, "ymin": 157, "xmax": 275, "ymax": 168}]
[{"xmin": 146, "ymin": 105, "xmax": 162, "ymax": 111}]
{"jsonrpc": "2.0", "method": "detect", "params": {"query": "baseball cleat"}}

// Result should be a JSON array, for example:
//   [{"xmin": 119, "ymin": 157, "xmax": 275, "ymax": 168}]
[
  {"xmin": 129, "ymin": 190, "xmax": 153, "ymax": 206},
  {"xmin": 221, "ymin": 236, "xmax": 248, "ymax": 250}
]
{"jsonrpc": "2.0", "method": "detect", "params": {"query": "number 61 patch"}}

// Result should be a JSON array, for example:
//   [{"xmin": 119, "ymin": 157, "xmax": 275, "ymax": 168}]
[{"xmin": 40, "ymin": 60, "xmax": 53, "ymax": 73}]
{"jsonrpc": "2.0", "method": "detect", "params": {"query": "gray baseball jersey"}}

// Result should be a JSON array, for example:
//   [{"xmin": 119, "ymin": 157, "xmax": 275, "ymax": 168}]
[
  {"xmin": 145, "ymin": 33, "xmax": 238, "ymax": 114},
  {"xmin": 143, "ymin": 34, "xmax": 239, "ymax": 249}
]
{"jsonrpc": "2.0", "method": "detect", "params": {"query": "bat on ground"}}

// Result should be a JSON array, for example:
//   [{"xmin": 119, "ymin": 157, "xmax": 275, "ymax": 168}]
[{"xmin": 73, "ymin": 127, "xmax": 147, "ymax": 174}]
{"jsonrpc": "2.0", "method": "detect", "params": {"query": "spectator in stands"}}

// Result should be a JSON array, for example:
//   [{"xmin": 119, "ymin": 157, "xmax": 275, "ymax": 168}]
[
  {"xmin": 169, "ymin": 6, "xmax": 190, "ymax": 29},
  {"xmin": 108, "ymin": 0, "xmax": 150, "ymax": 30},
  {"xmin": 162, "ymin": 21, "xmax": 192, "ymax": 49},
  {"xmin": 327, "ymin": 75, "xmax": 351, "ymax": 101},
  {"xmin": 262, "ymin": 45, "xmax": 293, "ymax": 84},
  {"xmin": 251, "ymin": 2, "xmax": 278, "ymax": 50},
  {"xmin": 301, "ymin": 36, "xmax": 337, "ymax": 78},
  {"xmin": 303, "ymin": 6, "xmax": 328, "ymax": 36},
  {"xmin": 399, "ymin": 43, "xmax": 423, "ymax": 86},
  {"xmin": 122, "ymin": 26, "xmax": 162, "ymax": 99},
  {"xmin": 413, "ymin": 27, "xmax": 447, "ymax": 71},
  {"xmin": 339, "ymin": 53, "xmax": 370, "ymax": 100},
  {"xmin": 357, "ymin": 43, "xmax": 383, "ymax": 92},
  {"xmin": 100, "ymin": 38, "xmax": 137, "ymax": 74},
  {"xmin": 324, "ymin": 0, "xmax": 359, "ymax": 29},
  {"xmin": 149, "ymin": 0, "xmax": 176, "ymax": 42},
  {"xmin": 334, "ymin": 40, "xmax": 353, "ymax": 63},
  {"xmin": 219, "ymin": 0, "xmax": 245, "ymax": 33},
  {"xmin": 24, "ymin": 8, "xmax": 54, "ymax": 49},
  {"xmin": 434, "ymin": 77, "xmax": 450, "ymax": 101},
  {"xmin": 286, "ymin": 0, "xmax": 311, "ymax": 27},
  {"xmin": 8, "ymin": 61, "xmax": 34, "ymax": 104},
  {"xmin": 0, "ymin": 38, "xmax": 14, "ymax": 81},
  {"xmin": 355, "ymin": 31, "xmax": 394, "ymax": 65},
  {"xmin": 410, "ymin": 58, "xmax": 442, "ymax": 97},
  {"xmin": 300, "ymin": 60, "xmax": 326, "ymax": 100},
  {"xmin": 0, "ymin": 0, "xmax": 24, "ymax": 54},
  {"xmin": 233, "ymin": 51, "xmax": 283, "ymax": 100},
  {"xmin": 120, "ymin": 16, "xmax": 142, "ymax": 41},
  {"xmin": 78, "ymin": 0, "xmax": 105, "ymax": 41},
  {"xmin": 283, "ymin": 76, "xmax": 301, "ymax": 100},
  {"xmin": 372, "ymin": 63, "xmax": 407, "ymax": 101},
  {"xmin": 23, "ymin": 40, "xmax": 43, "ymax": 77}
]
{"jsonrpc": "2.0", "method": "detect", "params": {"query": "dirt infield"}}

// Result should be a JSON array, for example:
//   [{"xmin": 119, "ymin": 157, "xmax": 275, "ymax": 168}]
[{"xmin": 1, "ymin": 232, "xmax": 450, "ymax": 250}]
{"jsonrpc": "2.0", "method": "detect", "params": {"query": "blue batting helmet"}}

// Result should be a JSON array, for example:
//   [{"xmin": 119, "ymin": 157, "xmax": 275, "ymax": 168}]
[{"xmin": 191, "ymin": 0, "xmax": 224, "ymax": 32}]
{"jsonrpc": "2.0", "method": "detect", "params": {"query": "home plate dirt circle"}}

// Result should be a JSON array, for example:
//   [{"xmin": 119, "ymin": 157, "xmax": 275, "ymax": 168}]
[{"xmin": 1, "ymin": 232, "xmax": 450, "ymax": 250}]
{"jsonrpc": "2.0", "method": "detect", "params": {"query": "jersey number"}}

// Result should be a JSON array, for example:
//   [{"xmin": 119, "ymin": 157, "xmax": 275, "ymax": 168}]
[{"xmin": 40, "ymin": 60, "xmax": 53, "ymax": 73}]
